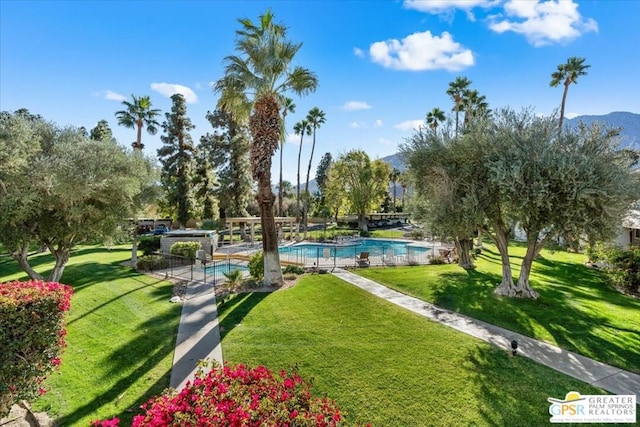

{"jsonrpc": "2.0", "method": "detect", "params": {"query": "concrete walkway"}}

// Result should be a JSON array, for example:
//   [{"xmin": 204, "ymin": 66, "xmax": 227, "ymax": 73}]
[
  {"xmin": 169, "ymin": 280, "xmax": 223, "ymax": 390},
  {"xmin": 331, "ymin": 268, "xmax": 640, "ymax": 397}
]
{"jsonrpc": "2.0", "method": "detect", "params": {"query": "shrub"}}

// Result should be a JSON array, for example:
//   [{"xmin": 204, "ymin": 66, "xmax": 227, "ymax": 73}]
[
  {"xmin": 200, "ymin": 219, "xmax": 218, "ymax": 230},
  {"xmin": 170, "ymin": 241, "xmax": 201, "ymax": 259},
  {"xmin": 429, "ymin": 256, "xmax": 446, "ymax": 265},
  {"xmin": 223, "ymin": 269, "xmax": 243, "ymax": 290},
  {"xmin": 94, "ymin": 363, "xmax": 345, "ymax": 426},
  {"xmin": 410, "ymin": 229, "xmax": 425, "ymax": 240},
  {"xmin": 283, "ymin": 265, "xmax": 305, "ymax": 275},
  {"xmin": 136, "ymin": 255, "xmax": 165, "ymax": 271},
  {"xmin": 138, "ymin": 236, "xmax": 161, "ymax": 256},
  {"xmin": 0, "ymin": 280, "xmax": 73, "ymax": 417},
  {"xmin": 603, "ymin": 246, "xmax": 640, "ymax": 294},
  {"xmin": 248, "ymin": 251, "xmax": 264, "ymax": 281}
]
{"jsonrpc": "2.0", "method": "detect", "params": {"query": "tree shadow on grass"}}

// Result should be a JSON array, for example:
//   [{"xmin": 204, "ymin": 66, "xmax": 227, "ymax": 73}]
[
  {"xmin": 216, "ymin": 292, "xmax": 271, "ymax": 340},
  {"xmin": 0, "ymin": 246, "xmax": 131, "ymax": 283},
  {"xmin": 430, "ymin": 259, "xmax": 640, "ymax": 374},
  {"xmin": 463, "ymin": 345, "xmax": 611, "ymax": 427},
  {"xmin": 56, "ymin": 306, "xmax": 182, "ymax": 426}
]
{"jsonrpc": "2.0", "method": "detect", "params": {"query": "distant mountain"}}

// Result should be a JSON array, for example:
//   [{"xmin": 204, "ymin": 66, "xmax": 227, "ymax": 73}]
[
  {"xmin": 566, "ymin": 111, "xmax": 640, "ymax": 150},
  {"xmin": 299, "ymin": 112, "xmax": 639, "ymax": 194}
]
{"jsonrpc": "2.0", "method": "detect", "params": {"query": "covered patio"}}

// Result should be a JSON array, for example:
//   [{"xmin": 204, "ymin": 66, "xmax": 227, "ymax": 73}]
[{"xmin": 222, "ymin": 217, "xmax": 297, "ymax": 244}]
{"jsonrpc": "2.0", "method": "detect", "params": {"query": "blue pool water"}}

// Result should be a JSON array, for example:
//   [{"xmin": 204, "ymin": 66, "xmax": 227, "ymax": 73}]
[
  {"xmin": 204, "ymin": 261, "xmax": 248, "ymax": 276},
  {"xmin": 279, "ymin": 238, "xmax": 429, "ymax": 259}
]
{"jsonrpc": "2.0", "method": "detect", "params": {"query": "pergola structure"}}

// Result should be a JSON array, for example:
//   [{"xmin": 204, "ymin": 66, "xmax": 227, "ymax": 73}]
[{"xmin": 223, "ymin": 217, "xmax": 297, "ymax": 244}]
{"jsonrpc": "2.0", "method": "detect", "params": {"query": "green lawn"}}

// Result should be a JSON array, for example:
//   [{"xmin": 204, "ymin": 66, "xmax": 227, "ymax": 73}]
[
  {"xmin": 356, "ymin": 243, "xmax": 640, "ymax": 374},
  {"xmin": 0, "ymin": 246, "xmax": 181, "ymax": 426},
  {"xmin": 219, "ymin": 275, "xmax": 612, "ymax": 426},
  {"xmin": 2, "ymin": 243, "xmax": 636, "ymax": 425}
]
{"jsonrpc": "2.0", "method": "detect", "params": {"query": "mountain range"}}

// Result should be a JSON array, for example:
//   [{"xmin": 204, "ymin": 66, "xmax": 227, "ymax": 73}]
[{"xmin": 300, "ymin": 112, "xmax": 639, "ymax": 194}]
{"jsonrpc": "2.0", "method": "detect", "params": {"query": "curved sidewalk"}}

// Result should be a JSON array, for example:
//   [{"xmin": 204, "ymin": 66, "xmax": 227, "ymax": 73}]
[{"xmin": 331, "ymin": 268, "xmax": 640, "ymax": 397}]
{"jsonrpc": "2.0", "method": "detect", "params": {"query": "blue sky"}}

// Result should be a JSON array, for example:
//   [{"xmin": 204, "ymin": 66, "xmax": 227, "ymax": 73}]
[{"xmin": 1, "ymin": 0, "xmax": 639, "ymax": 184}]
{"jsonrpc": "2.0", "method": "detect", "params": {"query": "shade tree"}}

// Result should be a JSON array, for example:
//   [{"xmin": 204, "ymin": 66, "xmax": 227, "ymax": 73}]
[{"xmin": 0, "ymin": 111, "xmax": 155, "ymax": 281}]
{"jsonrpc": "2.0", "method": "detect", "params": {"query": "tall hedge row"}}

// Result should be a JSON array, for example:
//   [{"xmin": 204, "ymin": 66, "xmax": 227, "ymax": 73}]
[{"xmin": 0, "ymin": 280, "xmax": 73, "ymax": 417}]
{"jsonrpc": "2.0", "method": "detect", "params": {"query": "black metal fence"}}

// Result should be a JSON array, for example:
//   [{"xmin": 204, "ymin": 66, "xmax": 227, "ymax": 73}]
[{"xmin": 141, "ymin": 253, "xmax": 250, "ymax": 285}]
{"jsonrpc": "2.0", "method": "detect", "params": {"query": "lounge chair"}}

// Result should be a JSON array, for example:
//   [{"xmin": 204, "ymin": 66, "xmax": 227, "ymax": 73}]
[{"xmin": 357, "ymin": 251, "xmax": 370, "ymax": 267}]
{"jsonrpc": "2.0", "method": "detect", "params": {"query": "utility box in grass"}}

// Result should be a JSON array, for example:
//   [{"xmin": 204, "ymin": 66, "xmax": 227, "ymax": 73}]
[{"xmin": 160, "ymin": 229, "xmax": 218, "ymax": 257}]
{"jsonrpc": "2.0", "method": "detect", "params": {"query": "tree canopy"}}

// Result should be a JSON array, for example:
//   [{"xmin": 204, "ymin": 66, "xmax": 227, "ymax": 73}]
[
  {"xmin": 402, "ymin": 108, "xmax": 640, "ymax": 298},
  {"xmin": 0, "ymin": 110, "xmax": 156, "ymax": 281},
  {"xmin": 328, "ymin": 150, "xmax": 391, "ymax": 232}
]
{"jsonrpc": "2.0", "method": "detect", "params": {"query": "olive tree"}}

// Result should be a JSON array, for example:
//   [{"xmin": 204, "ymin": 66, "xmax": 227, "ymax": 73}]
[{"xmin": 0, "ymin": 111, "xmax": 155, "ymax": 281}]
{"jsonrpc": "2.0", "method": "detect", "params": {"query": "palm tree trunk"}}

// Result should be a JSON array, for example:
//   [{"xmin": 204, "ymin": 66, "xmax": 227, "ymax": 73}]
[
  {"xmin": 303, "ymin": 130, "xmax": 317, "ymax": 239},
  {"xmin": 296, "ymin": 136, "xmax": 303, "ymax": 239},
  {"xmin": 559, "ymin": 81, "xmax": 570, "ymax": 131},
  {"xmin": 278, "ymin": 142, "xmax": 283, "ymax": 216},
  {"xmin": 257, "ymin": 179, "xmax": 283, "ymax": 286}
]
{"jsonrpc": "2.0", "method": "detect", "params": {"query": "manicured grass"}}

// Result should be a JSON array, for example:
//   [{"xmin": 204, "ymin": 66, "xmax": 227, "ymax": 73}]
[
  {"xmin": 219, "ymin": 275, "xmax": 610, "ymax": 426},
  {"xmin": 356, "ymin": 243, "xmax": 640, "ymax": 374},
  {"xmin": 0, "ymin": 246, "xmax": 181, "ymax": 426}
]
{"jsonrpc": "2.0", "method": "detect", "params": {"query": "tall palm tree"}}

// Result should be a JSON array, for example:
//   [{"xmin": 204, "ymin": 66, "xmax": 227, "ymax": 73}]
[
  {"xmin": 550, "ymin": 56, "xmax": 590, "ymax": 131},
  {"xmin": 426, "ymin": 107, "xmax": 446, "ymax": 134},
  {"xmin": 303, "ymin": 107, "xmax": 326, "ymax": 239},
  {"xmin": 446, "ymin": 77, "xmax": 472, "ymax": 137},
  {"xmin": 115, "ymin": 94, "xmax": 161, "ymax": 151},
  {"xmin": 293, "ymin": 119, "xmax": 312, "ymax": 238},
  {"xmin": 214, "ymin": 9, "xmax": 318, "ymax": 286},
  {"xmin": 278, "ymin": 97, "xmax": 296, "ymax": 217},
  {"xmin": 390, "ymin": 167, "xmax": 401, "ymax": 212},
  {"xmin": 462, "ymin": 89, "xmax": 490, "ymax": 128}
]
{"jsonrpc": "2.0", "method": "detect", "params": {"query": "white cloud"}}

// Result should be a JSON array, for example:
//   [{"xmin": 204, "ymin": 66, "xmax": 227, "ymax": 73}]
[
  {"xmin": 374, "ymin": 119, "xmax": 383, "ymax": 128},
  {"xmin": 349, "ymin": 121, "xmax": 367, "ymax": 129},
  {"xmin": 353, "ymin": 47, "xmax": 365, "ymax": 58},
  {"xmin": 104, "ymin": 90, "xmax": 126, "ymax": 102},
  {"xmin": 369, "ymin": 30, "xmax": 474, "ymax": 71},
  {"xmin": 379, "ymin": 137, "xmax": 393, "ymax": 145},
  {"xmin": 403, "ymin": 0, "xmax": 497, "ymax": 13},
  {"xmin": 286, "ymin": 133, "xmax": 301, "ymax": 144},
  {"xmin": 150, "ymin": 83, "xmax": 198, "ymax": 104},
  {"xmin": 565, "ymin": 112, "xmax": 580, "ymax": 119},
  {"xmin": 342, "ymin": 101, "xmax": 372, "ymax": 111},
  {"xmin": 489, "ymin": 0, "xmax": 598, "ymax": 46},
  {"xmin": 394, "ymin": 119, "xmax": 425, "ymax": 131}
]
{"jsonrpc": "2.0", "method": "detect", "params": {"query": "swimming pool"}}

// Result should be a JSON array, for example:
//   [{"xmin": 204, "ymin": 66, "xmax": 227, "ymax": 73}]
[
  {"xmin": 204, "ymin": 261, "xmax": 248, "ymax": 277},
  {"xmin": 279, "ymin": 238, "xmax": 431, "ymax": 267}
]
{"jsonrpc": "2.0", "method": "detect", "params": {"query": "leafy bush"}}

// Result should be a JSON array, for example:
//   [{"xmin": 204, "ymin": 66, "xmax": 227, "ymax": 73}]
[
  {"xmin": 248, "ymin": 251, "xmax": 264, "ymax": 281},
  {"xmin": 604, "ymin": 246, "xmax": 640, "ymax": 294},
  {"xmin": 93, "ymin": 363, "xmax": 346, "ymax": 426},
  {"xmin": 283, "ymin": 264, "xmax": 305, "ymax": 275},
  {"xmin": 410, "ymin": 229, "xmax": 425, "ymax": 240},
  {"xmin": 0, "ymin": 280, "xmax": 73, "ymax": 417},
  {"xmin": 138, "ymin": 236, "xmax": 161, "ymax": 256},
  {"xmin": 200, "ymin": 219, "xmax": 218, "ymax": 230},
  {"xmin": 223, "ymin": 269, "xmax": 243, "ymax": 290},
  {"xmin": 170, "ymin": 241, "xmax": 201, "ymax": 259},
  {"xmin": 429, "ymin": 256, "xmax": 446, "ymax": 265},
  {"xmin": 136, "ymin": 255, "xmax": 165, "ymax": 271}
]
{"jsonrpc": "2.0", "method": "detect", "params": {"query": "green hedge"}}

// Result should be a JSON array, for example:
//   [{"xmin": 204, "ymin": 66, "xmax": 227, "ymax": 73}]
[
  {"xmin": 0, "ymin": 280, "xmax": 73, "ymax": 417},
  {"xmin": 170, "ymin": 241, "xmax": 201, "ymax": 259},
  {"xmin": 138, "ymin": 236, "xmax": 161, "ymax": 256},
  {"xmin": 137, "ymin": 255, "xmax": 165, "ymax": 271}
]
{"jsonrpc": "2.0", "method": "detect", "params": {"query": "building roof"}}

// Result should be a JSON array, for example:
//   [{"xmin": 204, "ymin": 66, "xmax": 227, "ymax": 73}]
[{"xmin": 622, "ymin": 209, "xmax": 640, "ymax": 229}]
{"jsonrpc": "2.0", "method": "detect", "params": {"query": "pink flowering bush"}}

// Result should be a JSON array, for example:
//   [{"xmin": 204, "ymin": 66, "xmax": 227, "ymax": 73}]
[
  {"xmin": 94, "ymin": 363, "xmax": 347, "ymax": 426},
  {"xmin": 0, "ymin": 280, "xmax": 73, "ymax": 417}
]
